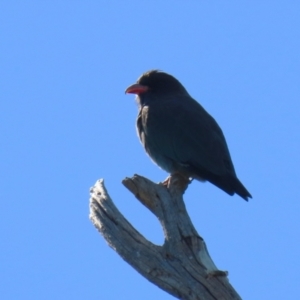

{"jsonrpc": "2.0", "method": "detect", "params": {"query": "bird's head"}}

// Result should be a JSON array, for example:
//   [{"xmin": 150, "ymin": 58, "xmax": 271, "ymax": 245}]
[{"xmin": 125, "ymin": 70, "xmax": 188, "ymax": 103}]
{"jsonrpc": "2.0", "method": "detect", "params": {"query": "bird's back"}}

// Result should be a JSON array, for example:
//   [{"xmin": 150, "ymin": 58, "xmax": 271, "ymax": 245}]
[{"xmin": 137, "ymin": 94, "xmax": 251, "ymax": 200}]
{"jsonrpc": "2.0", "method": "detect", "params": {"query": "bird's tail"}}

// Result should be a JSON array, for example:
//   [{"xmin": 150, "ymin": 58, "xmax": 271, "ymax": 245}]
[{"xmin": 231, "ymin": 177, "xmax": 252, "ymax": 201}]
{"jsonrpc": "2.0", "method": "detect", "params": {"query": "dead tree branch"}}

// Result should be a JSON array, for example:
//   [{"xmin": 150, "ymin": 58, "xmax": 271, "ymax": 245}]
[{"xmin": 89, "ymin": 174, "xmax": 242, "ymax": 300}]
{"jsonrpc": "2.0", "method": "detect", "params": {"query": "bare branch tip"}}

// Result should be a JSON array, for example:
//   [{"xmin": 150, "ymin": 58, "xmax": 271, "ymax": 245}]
[{"xmin": 206, "ymin": 270, "xmax": 229, "ymax": 279}]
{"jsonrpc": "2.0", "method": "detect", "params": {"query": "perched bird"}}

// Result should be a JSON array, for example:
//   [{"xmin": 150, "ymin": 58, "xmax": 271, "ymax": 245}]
[{"xmin": 125, "ymin": 70, "xmax": 252, "ymax": 201}]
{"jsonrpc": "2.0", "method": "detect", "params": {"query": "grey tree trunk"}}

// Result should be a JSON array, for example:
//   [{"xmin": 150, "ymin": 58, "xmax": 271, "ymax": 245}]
[{"xmin": 89, "ymin": 174, "xmax": 242, "ymax": 300}]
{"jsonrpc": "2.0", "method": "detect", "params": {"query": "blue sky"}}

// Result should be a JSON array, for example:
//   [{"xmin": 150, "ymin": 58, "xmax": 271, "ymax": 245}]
[{"xmin": 1, "ymin": 2, "xmax": 300, "ymax": 299}]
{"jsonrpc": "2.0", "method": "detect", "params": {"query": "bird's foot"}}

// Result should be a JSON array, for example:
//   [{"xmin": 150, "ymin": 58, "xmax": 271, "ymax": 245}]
[
  {"xmin": 160, "ymin": 174, "xmax": 191, "ymax": 194},
  {"xmin": 161, "ymin": 176, "xmax": 171, "ymax": 187}
]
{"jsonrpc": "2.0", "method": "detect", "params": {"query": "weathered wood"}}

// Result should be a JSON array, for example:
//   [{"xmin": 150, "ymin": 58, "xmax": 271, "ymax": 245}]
[{"xmin": 89, "ymin": 174, "xmax": 242, "ymax": 300}]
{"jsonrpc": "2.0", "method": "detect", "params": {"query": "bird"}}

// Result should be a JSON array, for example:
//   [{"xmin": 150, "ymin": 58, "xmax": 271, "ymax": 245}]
[{"xmin": 125, "ymin": 70, "xmax": 252, "ymax": 201}]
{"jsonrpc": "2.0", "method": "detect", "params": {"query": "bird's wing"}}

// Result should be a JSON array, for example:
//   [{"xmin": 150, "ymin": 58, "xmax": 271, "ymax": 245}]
[{"xmin": 141, "ymin": 95, "xmax": 236, "ymax": 177}]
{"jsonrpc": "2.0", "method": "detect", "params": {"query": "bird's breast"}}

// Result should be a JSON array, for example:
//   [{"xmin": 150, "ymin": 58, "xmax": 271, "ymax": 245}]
[{"xmin": 136, "ymin": 105, "xmax": 177, "ymax": 174}]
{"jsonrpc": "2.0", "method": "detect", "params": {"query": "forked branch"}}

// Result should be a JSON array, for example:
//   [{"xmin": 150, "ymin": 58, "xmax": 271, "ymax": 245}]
[{"xmin": 89, "ymin": 174, "xmax": 242, "ymax": 300}]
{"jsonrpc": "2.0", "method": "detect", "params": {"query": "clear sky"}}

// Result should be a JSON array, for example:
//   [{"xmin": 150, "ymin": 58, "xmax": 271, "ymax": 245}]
[{"xmin": 1, "ymin": 2, "xmax": 300, "ymax": 299}]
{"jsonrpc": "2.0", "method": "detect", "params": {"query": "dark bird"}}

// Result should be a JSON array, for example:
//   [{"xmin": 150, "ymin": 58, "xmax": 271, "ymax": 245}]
[{"xmin": 125, "ymin": 70, "xmax": 252, "ymax": 201}]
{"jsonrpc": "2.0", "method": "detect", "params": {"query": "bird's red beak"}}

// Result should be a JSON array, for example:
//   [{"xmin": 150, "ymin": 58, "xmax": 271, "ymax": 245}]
[{"xmin": 125, "ymin": 83, "xmax": 149, "ymax": 95}]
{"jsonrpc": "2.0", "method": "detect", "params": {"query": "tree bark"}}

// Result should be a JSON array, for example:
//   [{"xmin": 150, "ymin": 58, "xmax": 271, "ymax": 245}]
[{"xmin": 89, "ymin": 174, "xmax": 242, "ymax": 300}]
